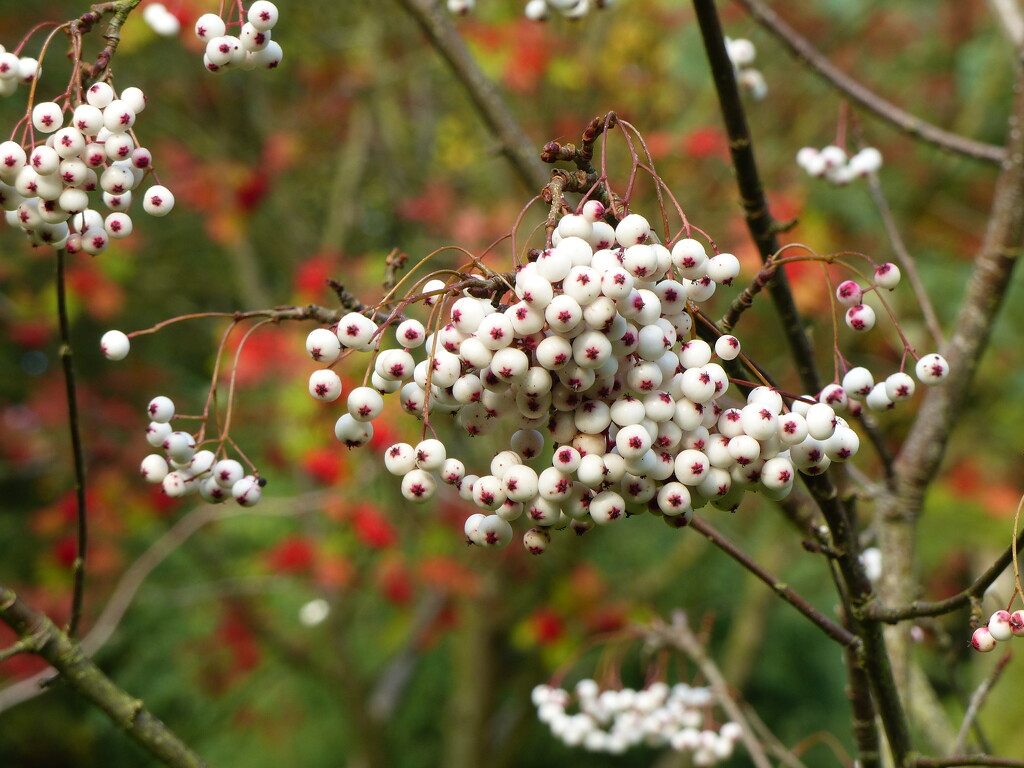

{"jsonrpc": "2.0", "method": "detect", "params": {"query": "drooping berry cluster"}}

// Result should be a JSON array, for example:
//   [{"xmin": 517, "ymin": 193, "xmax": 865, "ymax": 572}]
[
  {"xmin": 725, "ymin": 38, "xmax": 766, "ymax": 100},
  {"xmin": 971, "ymin": 609, "xmax": 1024, "ymax": 653},
  {"xmin": 796, "ymin": 144, "xmax": 883, "ymax": 185},
  {"xmin": 302, "ymin": 203, "xmax": 950, "ymax": 552},
  {"xmin": 194, "ymin": 2, "xmax": 283, "ymax": 73},
  {"xmin": 137, "ymin": 396, "xmax": 264, "ymax": 507},
  {"xmin": 532, "ymin": 680, "xmax": 743, "ymax": 763},
  {"xmin": 0, "ymin": 82, "xmax": 173, "ymax": 251}
]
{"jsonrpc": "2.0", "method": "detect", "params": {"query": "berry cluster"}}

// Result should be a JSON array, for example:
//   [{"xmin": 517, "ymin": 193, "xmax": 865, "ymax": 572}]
[
  {"xmin": 532, "ymin": 680, "xmax": 742, "ymax": 763},
  {"xmin": 971, "ymin": 609, "xmax": 1024, "ymax": 653},
  {"xmin": 194, "ymin": 2, "xmax": 283, "ymax": 73},
  {"xmin": 796, "ymin": 145, "xmax": 883, "ymax": 185},
  {"xmin": 0, "ymin": 82, "xmax": 173, "ymax": 251},
  {"xmin": 137, "ymin": 396, "xmax": 264, "ymax": 506},
  {"xmin": 0, "ymin": 44, "xmax": 41, "ymax": 99},
  {"xmin": 141, "ymin": 3, "xmax": 182, "ymax": 37},
  {"xmin": 446, "ymin": 0, "xmax": 614, "ymax": 20},
  {"xmin": 303, "ymin": 204, "xmax": 950, "ymax": 552},
  {"xmin": 725, "ymin": 38, "xmax": 766, "ymax": 100}
]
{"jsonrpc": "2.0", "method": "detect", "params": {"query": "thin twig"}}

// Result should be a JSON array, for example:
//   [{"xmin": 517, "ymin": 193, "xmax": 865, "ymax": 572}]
[
  {"xmin": 0, "ymin": 494, "xmax": 325, "ymax": 714},
  {"xmin": 865, "ymin": 172, "xmax": 945, "ymax": 349},
  {"xmin": 689, "ymin": 515, "xmax": 858, "ymax": 647},
  {"xmin": 913, "ymin": 757, "xmax": 1024, "ymax": 767},
  {"xmin": 647, "ymin": 612, "xmax": 774, "ymax": 768},
  {"xmin": 732, "ymin": 0, "xmax": 1005, "ymax": 164},
  {"xmin": 390, "ymin": 0, "xmax": 548, "ymax": 192},
  {"xmin": 954, "ymin": 651, "xmax": 1013, "ymax": 754},
  {"xmin": 865, "ymin": 529, "xmax": 1024, "ymax": 623}
]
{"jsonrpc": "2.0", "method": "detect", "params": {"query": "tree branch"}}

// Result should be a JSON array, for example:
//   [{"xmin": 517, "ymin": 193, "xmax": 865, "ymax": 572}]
[
  {"xmin": 954, "ymin": 651, "xmax": 1012, "ymax": 755},
  {"xmin": 689, "ymin": 515, "xmax": 858, "ymax": 647},
  {"xmin": 646, "ymin": 612, "xmax": 774, "ymax": 768},
  {"xmin": 0, "ymin": 586, "xmax": 206, "ymax": 768},
  {"xmin": 390, "ymin": 0, "xmax": 549, "ymax": 192},
  {"xmin": 56, "ymin": 248, "xmax": 88, "ymax": 638},
  {"xmin": 864, "ymin": 528, "xmax": 1024, "ymax": 623},
  {"xmin": 692, "ymin": 0, "xmax": 821, "ymax": 396},
  {"xmin": 732, "ymin": 0, "xmax": 1005, "ymax": 164}
]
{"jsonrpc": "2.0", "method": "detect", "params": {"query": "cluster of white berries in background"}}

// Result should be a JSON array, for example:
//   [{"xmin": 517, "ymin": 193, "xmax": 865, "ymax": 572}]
[
  {"xmin": 141, "ymin": 3, "xmax": 182, "ymax": 37},
  {"xmin": 301, "ymin": 202, "xmax": 950, "ymax": 553},
  {"xmin": 0, "ymin": 44, "xmax": 42, "ymax": 98},
  {"xmin": 971, "ymin": 609, "xmax": 1024, "ymax": 653},
  {"xmin": 725, "ymin": 38, "xmax": 766, "ymax": 100},
  {"xmin": 0, "ymin": 82, "xmax": 173, "ymax": 251},
  {"xmin": 796, "ymin": 145, "xmax": 883, "ymax": 185},
  {"xmin": 532, "ymin": 681, "xmax": 742, "ymax": 763},
  {"xmin": 446, "ymin": 0, "xmax": 613, "ymax": 21},
  {"xmin": 137, "ymin": 395, "xmax": 264, "ymax": 506},
  {"xmin": 194, "ymin": 2, "xmax": 283, "ymax": 73}
]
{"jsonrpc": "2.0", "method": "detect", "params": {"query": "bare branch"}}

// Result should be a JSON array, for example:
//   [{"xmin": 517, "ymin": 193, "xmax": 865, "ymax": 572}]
[
  {"xmin": 732, "ymin": 0, "xmax": 1005, "ymax": 164},
  {"xmin": 692, "ymin": 0, "xmax": 821, "ymax": 396},
  {"xmin": 390, "ymin": 0, "xmax": 549, "ymax": 192},
  {"xmin": 689, "ymin": 515, "xmax": 858, "ymax": 647},
  {"xmin": 0, "ymin": 586, "xmax": 206, "ymax": 768},
  {"xmin": 864, "ymin": 528, "xmax": 1024, "ymax": 623},
  {"xmin": 954, "ymin": 651, "xmax": 1013, "ymax": 754},
  {"xmin": 646, "ymin": 612, "xmax": 774, "ymax": 768}
]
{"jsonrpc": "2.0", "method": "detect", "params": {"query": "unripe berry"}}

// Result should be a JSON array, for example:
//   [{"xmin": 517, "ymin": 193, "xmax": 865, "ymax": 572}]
[
  {"xmin": 589, "ymin": 490, "xmax": 626, "ymax": 524},
  {"xmin": 915, "ymin": 353, "xmax": 950, "ymax": 385},
  {"xmin": 874, "ymin": 262, "xmax": 901, "ymax": 290},
  {"xmin": 614, "ymin": 213, "xmax": 650, "ymax": 247},
  {"xmin": 523, "ymin": 527, "xmax": 551, "ymax": 554},
  {"xmin": 140, "ymin": 454, "xmax": 169, "ymax": 483},
  {"xmin": 835, "ymin": 280, "xmax": 862, "ymax": 306},
  {"xmin": 334, "ymin": 413, "xmax": 373, "ymax": 447},
  {"xmin": 1010, "ymin": 610, "xmax": 1024, "ymax": 637},
  {"xmin": 100, "ymin": 329, "xmax": 130, "ymax": 360},
  {"xmin": 473, "ymin": 474, "xmax": 506, "ymax": 509},
  {"xmin": 232, "ymin": 475, "xmax": 262, "ymax": 507},
  {"xmin": 845, "ymin": 303, "xmax": 876, "ymax": 332},
  {"xmin": 147, "ymin": 395, "xmax": 175, "ymax": 423},
  {"xmin": 142, "ymin": 185, "xmax": 174, "ymax": 216},
  {"xmin": 884, "ymin": 372, "xmax": 916, "ymax": 402},
  {"xmin": 308, "ymin": 369, "xmax": 343, "ymax": 402},
  {"xmin": 32, "ymin": 102, "xmax": 63, "ymax": 134},
  {"xmin": 705, "ymin": 252, "xmax": 740, "ymax": 284},
  {"xmin": 195, "ymin": 13, "xmax": 226, "ymax": 39},
  {"xmin": 971, "ymin": 626, "xmax": 997, "ymax": 653},
  {"xmin": 842, "ymin": 366, "xmax": 874, "ymax": 398},
  {"xmin": 348, "ymin": 386, "xmax": 384, "ymax": 422},
  {"xmin": 163, "ymin": 431, "xmax": 196, "ymax": 463},
  {"xmin": 146, "ymin": 421, "xmax": 172, "ymax": 448},
  {"xmin": 384, "ymin": 443, "xmax": 416, "ymax": 476},
  {"xmin": 248, "ymin": 1, "xmax": 280, "ymax": 31},
  {"xmin": 306, "ymin": 328, "xmax": 342, "ymax": 363},
  {"xmin": 401, "ymin": 468, "xmax": 436, "ymax": 502},
  {"xmin": 988, "ymin": 610, "xmax": 1014, "ymax": 642},
  {"xmin": 213, "ymin": 459, "xmax": 245, "ymax": 489}
]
